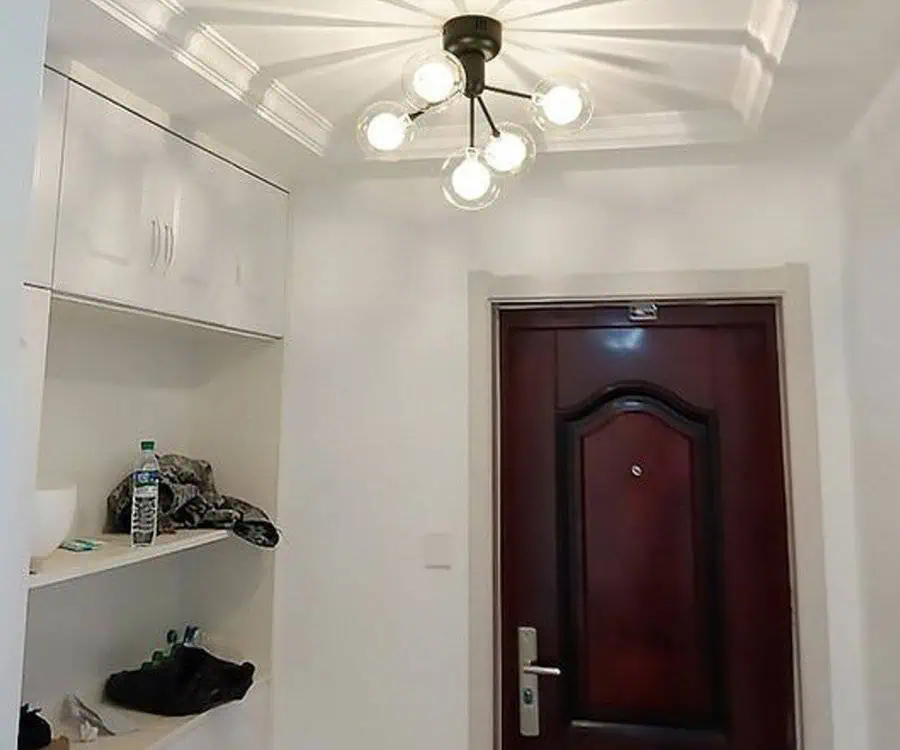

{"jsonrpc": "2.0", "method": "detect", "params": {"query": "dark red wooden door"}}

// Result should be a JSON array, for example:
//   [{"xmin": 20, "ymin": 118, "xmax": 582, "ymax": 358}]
[{"xmin": 499, "ymin": 305, "xmax": 794, "ymax": 750}]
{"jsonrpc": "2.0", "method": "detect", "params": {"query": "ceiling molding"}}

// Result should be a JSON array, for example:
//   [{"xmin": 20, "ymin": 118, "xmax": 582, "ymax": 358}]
[
  {"xmin": 748, "ymin": 0, "xmax": 799, "ymax": 63},
  {"xmin": 732, "ymin": 0, "xmax": 797, "ymax": 129},
  {"xmin": 83, "ymin": 0, "xmax": 800, "ymax": 162},
  {"xmin": 87, "ymin": 0, "xmax": 332, "ymax": 154},
  {"xmin": 382, "ymin": 109, "xmax": 747, "ymax": 162},
  {"xmin": 732, "ymin": 48, "xmax": 774, "ymax": 129}
]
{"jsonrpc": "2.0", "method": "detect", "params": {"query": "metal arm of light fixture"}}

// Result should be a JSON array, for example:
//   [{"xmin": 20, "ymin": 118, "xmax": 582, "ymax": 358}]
[
  {"xmin": 484, "ymin": 84, "xmax": 533, "ymax": 100},
  {"xmin": 477, "ymin": 97, "xmax": 501, "ymax": 138},
  {"xmin": 469, "ymin": 96, "xmax": 476, "ymax": 148},
  {"xmin": 409, "ymin": 99, "xmax": 446, "ymax": 121}
]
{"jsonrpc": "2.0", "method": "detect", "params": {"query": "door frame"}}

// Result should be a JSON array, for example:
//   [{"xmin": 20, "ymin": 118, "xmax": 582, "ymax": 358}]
[{"xmin": 467, "ymin": 264, "xmax": 832, "ymax": 750}]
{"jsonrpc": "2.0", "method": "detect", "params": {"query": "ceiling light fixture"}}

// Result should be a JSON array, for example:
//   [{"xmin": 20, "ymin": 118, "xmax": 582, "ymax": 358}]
[{"xmin": 357, "ymin": 15, "xmax": 593, "ymax": 210}]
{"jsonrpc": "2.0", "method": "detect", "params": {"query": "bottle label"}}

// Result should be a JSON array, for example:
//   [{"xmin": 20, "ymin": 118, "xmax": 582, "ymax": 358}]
[{"xmin": 134, "ymin": 470, "xmax": 159, "ymax": 498}]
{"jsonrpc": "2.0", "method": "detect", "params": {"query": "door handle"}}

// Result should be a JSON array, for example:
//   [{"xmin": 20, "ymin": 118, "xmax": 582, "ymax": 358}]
[
  {"xmin": 523, "ymin": 664, "xmax": 562, "ymax": 677},
  {"xmin": 150, "ymin": 219, "xmax": 161, "ymax": 268},
  {"xmin": 519, "ymin": 627, "xmax": 561, "ymax": 737}
]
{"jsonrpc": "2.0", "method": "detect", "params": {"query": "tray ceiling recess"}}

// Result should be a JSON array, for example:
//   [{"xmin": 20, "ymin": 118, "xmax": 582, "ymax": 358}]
[{"xmin": 75, "ymin": 0, "xmax": 799, "ymax": 161}]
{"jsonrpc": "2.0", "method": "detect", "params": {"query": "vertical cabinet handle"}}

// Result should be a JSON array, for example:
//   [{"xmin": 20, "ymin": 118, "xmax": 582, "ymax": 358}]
[
  {"xmin": 168, "ymin": 224, "xmax": 176, "ymax": 269},
  {"xmin": 163, "ymin": 224, "xmax": 173, "ymax": 270},
  {"xmin": 150, "ymin": 219, "xmax": 161, "ymax": 268}
]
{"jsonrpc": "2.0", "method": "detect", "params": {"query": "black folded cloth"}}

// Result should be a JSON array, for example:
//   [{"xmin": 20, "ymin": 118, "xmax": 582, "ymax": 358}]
[
  {"xmin": 105, "ymin": 647, "xmax": 255, "ymax": 717},
  {"xmin": 18, "ymin": 705, "xmax": 52, "ymax": 750}
]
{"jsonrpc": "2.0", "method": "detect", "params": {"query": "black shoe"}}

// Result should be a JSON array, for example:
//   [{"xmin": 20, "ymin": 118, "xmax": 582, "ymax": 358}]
[
  {"xmin": 104, "ymin": 646, "xmax": 255, "ymax": 717},
  {"xmin": 19, "ymin": 705, "xmax": 52, "ymax": 750}
]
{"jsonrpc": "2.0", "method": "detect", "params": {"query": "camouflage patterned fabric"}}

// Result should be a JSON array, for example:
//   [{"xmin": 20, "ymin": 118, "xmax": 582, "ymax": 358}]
[{"xmin": 106, "ymin": 454, "xmax": 279, "ymax": 548}]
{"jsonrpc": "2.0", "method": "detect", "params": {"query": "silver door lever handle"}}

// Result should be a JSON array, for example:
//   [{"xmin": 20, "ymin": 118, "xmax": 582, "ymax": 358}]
[
  {"xmin": 522, "ymin": 664, "xmax": 562, "ymax": 677},
  {"xmin": 519, "ymin": 627, "xmax": 560, "ymax": 737}
]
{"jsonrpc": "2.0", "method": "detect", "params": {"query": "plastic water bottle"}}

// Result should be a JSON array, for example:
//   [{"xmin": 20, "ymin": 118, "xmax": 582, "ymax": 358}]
[{"xmin": 131, "ymin": 440, "xmax": 160, "ymax": 547}]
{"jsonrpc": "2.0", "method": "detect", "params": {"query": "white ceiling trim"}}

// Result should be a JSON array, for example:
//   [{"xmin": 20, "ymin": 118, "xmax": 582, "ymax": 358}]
[
  {"xmin": 749, "ymin": 0, "xmax": 799, "ymax": 62},
  {"xmin": 87, "ymin": 0, "xmax": 332, "ymax": 154},
  {"xmin": 388, "ymin": 109, "xmax": 747, "ymax": 162},
  {"xmin": 732, "ymin": 0, "xmax": 796, "ymax": 130},
  {"xmin": 86, "ymin": 0, "xmax": 798, "ymax": 161},
  {"xmin": 732, "ymin": 49, "xmax": 774, "ymax": 129}
]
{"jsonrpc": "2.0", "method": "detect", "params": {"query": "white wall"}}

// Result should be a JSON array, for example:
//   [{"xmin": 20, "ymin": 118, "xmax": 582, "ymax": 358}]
[
  {"xmin": 842, "ymin": 61, "xmax": 900, "ymax": 750},
  {"xmin": 276, "ymin": 158, "xmax": 866, "ymax": 750},
  {"xmin": 0, "ymin": 2, "xmax": 49, "ymax": 745}
]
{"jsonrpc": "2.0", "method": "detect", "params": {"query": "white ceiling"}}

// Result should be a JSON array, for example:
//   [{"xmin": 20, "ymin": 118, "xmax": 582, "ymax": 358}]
[
  {"xmin": 45, "ymin": 0, "xmax": 900, "ymax": 180},
  {"xmin": 176, "ymin": 0, "xmax": 760, "ymax": 152}
]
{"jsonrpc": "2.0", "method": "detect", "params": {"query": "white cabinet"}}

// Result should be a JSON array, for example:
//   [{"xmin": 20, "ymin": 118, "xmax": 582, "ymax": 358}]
[
  {"xmin": 55, "ymin": 83, "xmax": 169, "ymax": 312},
  {"xmin": 19, "ymin": 286, "xmax": 51, "ymax": 490},
  {"xmin": 54, "ymin": 83, "xmax": 289, "ymax": 336},
  {"xmin": 26, "ymin": 70, "xmax": 67, "ymax": 288},
  {"xmin": 164, "ymin": 138, "xmax": 226, "ymax": 322},
  {"xmin": 220, "ymin": 169, "xmax": 289, "ymax": 336}
]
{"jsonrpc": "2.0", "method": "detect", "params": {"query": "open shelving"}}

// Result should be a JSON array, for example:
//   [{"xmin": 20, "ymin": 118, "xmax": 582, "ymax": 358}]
[
  {"xmin": 28, "ymin": 530, "xmax": 229, "ymax": 590},
  {"xmin": 23, "ymin": 296, "xmax": 283, "ymax": 747},
  {"xmin": 68, "ymin": 675, "xmax": 271, "ymax": 750}
]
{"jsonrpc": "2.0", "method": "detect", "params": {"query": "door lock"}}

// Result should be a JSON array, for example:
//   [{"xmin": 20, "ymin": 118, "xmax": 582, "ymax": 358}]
[{"xmin": 518, "ymin": 627, "xmax": 562, "ymax": 737}]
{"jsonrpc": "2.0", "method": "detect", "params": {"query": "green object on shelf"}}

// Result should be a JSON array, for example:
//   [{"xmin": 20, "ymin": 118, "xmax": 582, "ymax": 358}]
[{"xmin": 60, "ymin": 538, "xmax": 103, "ymax": 552}]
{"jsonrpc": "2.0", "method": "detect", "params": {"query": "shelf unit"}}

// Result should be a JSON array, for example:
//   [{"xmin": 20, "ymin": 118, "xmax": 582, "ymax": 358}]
[
  {"xmin": 69, "ymin": 675, "xmax": 271, "ymax": 750},
  {"xmin": 19, "ymin": 65, "xmax": 286, "ymax": 750},
  {"xmin": 22, "ymin": 294, "xmax": 283, "ymax": 744},
  {"xmin": 28, "ymin": 530, "xmax": 229, "ymax": 590}
]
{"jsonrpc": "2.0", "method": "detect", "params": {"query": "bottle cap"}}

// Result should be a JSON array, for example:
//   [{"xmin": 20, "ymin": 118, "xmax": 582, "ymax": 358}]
[{"xmin": 141, "ymin": 440, "xmax": 155, "ymax": 451}]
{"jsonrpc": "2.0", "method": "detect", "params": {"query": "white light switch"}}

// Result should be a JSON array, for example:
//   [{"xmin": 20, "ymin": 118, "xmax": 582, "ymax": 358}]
[{"xmin": 423, "ymin": 533, "xmax": 454, "ymax": 569}]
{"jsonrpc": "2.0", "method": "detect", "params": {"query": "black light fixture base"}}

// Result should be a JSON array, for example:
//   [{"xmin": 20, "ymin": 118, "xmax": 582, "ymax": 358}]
[
  {"xmin": 443, "ymin": 15, "xmax": 502, "ymax": 98},
  {"xmin": 443, "ymin": 15, "xmax": 503, "ymax": 61}
]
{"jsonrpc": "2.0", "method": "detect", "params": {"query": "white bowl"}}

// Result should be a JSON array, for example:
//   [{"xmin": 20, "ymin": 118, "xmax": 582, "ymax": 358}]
[{"xmin": 31, "ymin": 486, "xmax": 77, "ymax": 560}]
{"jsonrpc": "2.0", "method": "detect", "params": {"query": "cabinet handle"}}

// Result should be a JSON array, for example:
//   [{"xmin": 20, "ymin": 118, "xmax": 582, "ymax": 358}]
[
  {"xmin": 168, "ymin": 224, "xmax": 177, "ymax": 269},
  {"xmin": 150, "ymin": 219, "xmax": 161, "ymax": 268},
  {"xmin": 163, "ymin": 224, "xmax": 172, "ymax": 269}
]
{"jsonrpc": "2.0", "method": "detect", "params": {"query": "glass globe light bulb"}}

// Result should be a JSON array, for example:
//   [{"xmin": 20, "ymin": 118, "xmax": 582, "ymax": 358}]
[
  {"xmin": 542, "ymin": 86, "xmax": 583, "ymax": 125},
  {"xmin": 531, "ymin": 76, "xmax": 593, "ymax": 131},
  {"xmin": 402, "ymin": 51, "xmax": 465, "ymax": 110},
  {"xmin": 367, "ymin": 112, "xmax": 407, "ymax": 151},
  {"xmin": 484, "ymin": 122, "xmax": 537, "ymax": 176},
  {"xmin": 452, "ymin": 155, "xmax": 491, "ymax": 201},
  {"xmin": 441, "ymin": 148, "xmax": 502, "ymax": 211},
  {"xmin": 414, "ymin": 62, "xmax": 456, "ymax": 104},
  {"xmin": 357, "ymin": 101, "xmax": 415, "ymax": 157}
]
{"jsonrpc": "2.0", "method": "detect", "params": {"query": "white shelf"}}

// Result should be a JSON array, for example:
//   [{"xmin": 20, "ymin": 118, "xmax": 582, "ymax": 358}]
[
  {"xmin": 70, "ymin": 676, "xmax": 270, "ymax": 750},
  {"xmin": 28, "ymin": 530, "xmax": 230, "ymax": 590}
]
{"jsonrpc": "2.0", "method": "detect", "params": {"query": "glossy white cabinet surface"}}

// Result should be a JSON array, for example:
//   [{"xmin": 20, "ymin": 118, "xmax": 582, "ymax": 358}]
[
  {"xmin": 26, "ymin": 70, "xmax": 67, "ymax": 288},
  {"xmin": 223, "ymin": 170, "xmax": 288, "ymax": 337},
  {"xmin": 19, "ymin": 286, "xmax": 51, "ymax": 490},
  {"xmin": 55, "ymin": 83, "xmax": 169, "ymax": 311},
  {"xmin": 53, "ymin": 82, "xmax": 289, "ymax": 337},
  {"xmin": 163, "ymin": 136, "xmax": 233, "ymax": 323}
]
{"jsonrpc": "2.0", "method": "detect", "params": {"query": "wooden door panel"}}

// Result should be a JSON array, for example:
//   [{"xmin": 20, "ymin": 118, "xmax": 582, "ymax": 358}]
[
  {"xmin": 712, "ymin": 324, "xmax": 794, "ymax": 747},
  {"xmin": 499, "ymin": 329, "xmax": 561, "ymax": 748},
  {"xmin": 560, "ymin": 389, "xmax": 722, "ymax": 729},
  {"xmin": 500, "ymin": 305, "xmax": 793, "ymax": 750},
  {"xmin": 556, "ymin": 328, "xmax": 714, "ymax": 411}
]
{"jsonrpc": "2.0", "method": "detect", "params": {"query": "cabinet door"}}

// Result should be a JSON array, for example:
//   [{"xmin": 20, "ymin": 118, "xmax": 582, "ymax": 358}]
[
  {"xmin": 19, "ymin": 286, "xmax": 51, "ymax": 492},
  {"xmin": 26, "ymin": 70, "xmax": 67, "ymax": 288},
  {"xmin": 228, "ymin": 173, "xmax": 289, "ymax": 336},
  {"xmin": 160, "ymin": 137, "xmax": 232, "ymax": 322},
  {"xmin": 54, "ymin": 84, "xmax": 167, "ymax": 310}
]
